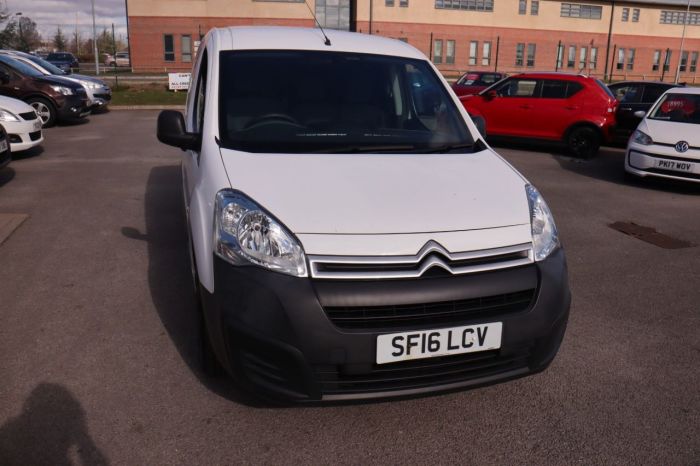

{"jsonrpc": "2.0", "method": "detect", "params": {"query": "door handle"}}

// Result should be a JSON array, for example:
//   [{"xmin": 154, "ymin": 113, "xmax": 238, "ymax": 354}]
[
  {"xmin": 564, "ymin": 106, "xmax": 580, "ymax": 110},
  {"xmin": 519, "ymin": 105, "xmax": 532, "ymax": 109},
  {"xmin": 619, "ymin": 107, "xmax": 633, "ymax": 111}
]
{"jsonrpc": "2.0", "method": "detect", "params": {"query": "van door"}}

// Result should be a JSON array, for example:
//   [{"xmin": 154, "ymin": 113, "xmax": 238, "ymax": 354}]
[{"xmin": 182, "ymin": 48, "xmax": 208, "ymax": 214}]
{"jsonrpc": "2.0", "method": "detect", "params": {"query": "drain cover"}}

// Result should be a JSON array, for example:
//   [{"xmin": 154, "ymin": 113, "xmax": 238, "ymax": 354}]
[{"xmin": 609, "ymin": 221, "xmax": 694, "ymax": 249}]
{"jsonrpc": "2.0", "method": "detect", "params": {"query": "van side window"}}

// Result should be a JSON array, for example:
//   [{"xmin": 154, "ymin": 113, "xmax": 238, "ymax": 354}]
[{"xmin": 193, "ymin": 51, "xmax": 208, "ymax": 134}]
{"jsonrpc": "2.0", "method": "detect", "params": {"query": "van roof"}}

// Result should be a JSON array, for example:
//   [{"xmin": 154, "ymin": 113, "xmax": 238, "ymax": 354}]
[{"xmin": 210, "ymin": 26, "xmax": 425, "ymax": 60}]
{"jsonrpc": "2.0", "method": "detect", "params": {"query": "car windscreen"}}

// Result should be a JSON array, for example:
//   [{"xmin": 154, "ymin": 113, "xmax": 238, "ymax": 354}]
[
  {"xmin": 648, "ymin": 93, "xmax": 700, "ymax": 124},
  {"xmin": 26, "ymin": 55, "xmax": 65, "ymax": 75},
  {"xmin": 0, "ymin": 55, "xmax": 43, "ymax": 77},
  {"xmin": 218, "ymin": 50, "xmax": 474, "ymax": 153}
]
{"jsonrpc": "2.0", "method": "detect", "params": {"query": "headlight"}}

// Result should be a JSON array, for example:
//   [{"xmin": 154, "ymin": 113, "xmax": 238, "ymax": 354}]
[
  {"xmin": 214, "ymin": 190, "xmax": 307, "ymax": 277},
  {"xmin": 50, "ymin": 85, "xmax": 73, "ymax": 96},
  {"xmin": 0, "ymin": 109, "xmax": 20, "ymax": 122},
  {"xmin": 80, "ymin": 80, "xmax": 100, "ymax": 89},
  {"xmin": 631, "ymin": 129, "xmax": 653, "ymax": 145},
  {"xmin": 526, "ymin": 185, "xmax": 560, "ymax": 261}
]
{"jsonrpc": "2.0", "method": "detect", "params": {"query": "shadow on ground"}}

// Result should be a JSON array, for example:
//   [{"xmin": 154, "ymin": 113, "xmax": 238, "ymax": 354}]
[
  {"xmin": 121, "ymin": 165, "xmax": 261, "ymax": 406},
  {"xmin": 0, "ymin": 383, "xmax": 109, "ymax": 466},
  {"xmin": 11, "ymin": 146, "xmax": 44, "ymax": 161},
  {"xmin": 0, "ymin": 167, "xmax": 14, "ymax": 188}
]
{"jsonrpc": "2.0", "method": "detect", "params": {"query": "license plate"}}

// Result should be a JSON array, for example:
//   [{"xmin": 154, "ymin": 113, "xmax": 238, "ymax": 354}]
[
  {"xmin": 0, "ymin": 139, "xmax": 8, "ymax": 152},
  {"xmin": 33, "ymin": 121, "xmax": 42, "ymax": 131},
  {"xmin": 376, "ymin": 322, "xmax": 502, "ymax": 364},
  {"xmin": 656, "ymin": 159, "xmax": 695, "ymax": 172}
]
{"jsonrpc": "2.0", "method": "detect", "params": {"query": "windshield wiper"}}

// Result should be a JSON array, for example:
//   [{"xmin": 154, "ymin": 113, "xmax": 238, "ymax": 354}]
[
  {"xmin": 310, "ymin": 145, "xmax": 418, "ymax": 154},
  {"xmin": 417, "ymin": 142, "xmax": 483, "ymax": 153}
]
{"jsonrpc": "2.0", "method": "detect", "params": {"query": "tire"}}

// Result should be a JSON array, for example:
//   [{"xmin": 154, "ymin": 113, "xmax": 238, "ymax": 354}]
[
  {"xmin": 567, "ymin": 126, "xmax": 600, "ymax": 159},
  {"xmin": 28, "ymin": 97, "xmax": 57, "ymax": 128}
]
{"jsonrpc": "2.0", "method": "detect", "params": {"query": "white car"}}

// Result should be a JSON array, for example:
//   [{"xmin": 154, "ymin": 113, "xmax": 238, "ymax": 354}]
[
  {"xmin": 626, "ymin": 87, "xmax": 700, "ymax": 183},
  {"xmin": 156, "ymin": 27, "xmax": 571, "ymax": 403},
  {"xmin": 0, "ymin": 95, "xmax": 43, "ymax": 152}
]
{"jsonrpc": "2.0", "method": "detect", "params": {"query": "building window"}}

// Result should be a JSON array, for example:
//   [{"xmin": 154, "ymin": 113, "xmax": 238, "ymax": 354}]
[
  {"xmin": 621, "ymin": 7, "xmax": 629, "ymax": 21},
  {"xmin": 386, "ymin": 0, "xmax": 394, "ymax": 5},
  {"xmin": 519, "ymin": 0, "xmax": 527, "ymax": 14},
  {"xmin": 627, "ymin": 48, "xmax": 635, "ymax": 70},
  {"xmin": 482, "ymin": 41, "xmax": 491, "ymax": 65},
  {"xmin": 579, "ymin": 46, "xmax": 587, "ymax": 69},
  {"xmin": 531, "ymin": 0, "xmax": 539, "ymax": 15},
  {"xmin": 616, "ymin": 48, "xmax": 625, "ymax": 70},
  {"xmin": 316, "ymin": 0, "xmax": 351, "ymax": 30},
  {"xmin": 515, "ymin": 43, "xmax": 525, "ymax": 66},
  {"xmin": 469, "ymin": 41, "xmax": 478, "ymax": 65},
  {"xmin": 632, "ymin": 8, "xmax": 640, "ymax": 22},
  {"xmin": 664, "ymin": 50, "xmax": 672, "ymax": 71},
  {"xmin": 660, "ymin": 10, "xmax": 700, "ymax": 25},
  {"xmin": 652, "ymin": 50, "xmax": 661, "ymax": 71},
  {"xmin": 526, "ymin": 44, "xmax": 536, "ymax": 67},
  {"xmin": 691, "ymin": 51, "xmax": 698, "ymax": 72},
  {"xmin": 400, "ymin": 0, "xmax": 408, "ymax": 5},
  {"xmin": 680, "ymin": 50, "xmax": 689, "ymax": 72},
  {"xmin": 181, "ymin": 35, "xmax": 192, "ymax": 63},
  {"xmin": 567, "ymin": 45, "xmax": 576, "ymax": 68},
  {"xmin": 446, "ymin": 40, "xmax": 456, "ymax": 64},
  {"xmin": 561, "ymin": 3, "xmax": 602, "ymax": 19},
  {"xmin": 433, "ymin": 40, "xmax": 443, "ymax": 64},
  {"xmin": 435, "ymin": 0, "xmax": 494, "ymax": 12},
  {"xmin": 556, "ymin": 43, "xmax": 564, "ymax": 68},
  {"xmin": 589, "ymin": 47, "xmax": 598, "ymax": 69},
  {"xmin": 163, "ymin": 34, "xmax": 175, "ymax": 61}
]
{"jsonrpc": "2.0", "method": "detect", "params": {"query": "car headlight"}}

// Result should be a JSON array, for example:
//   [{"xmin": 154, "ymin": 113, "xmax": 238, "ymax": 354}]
[
  {"xmin": 0, "ymin": 109, "xmax": 20, "ymax": 122},
  {"xmin": 526, "ymin": 185, "xmax": 560, "ymax": 261},
  {"xmin": 50, "ymin": 85, "xmax": 74, "ymax": 96},
  {"xmin": 80, "ymin": 80, "xmax": 100, "ymax": 89},
  {"xmin": 631, "ymin": 129, "xmax": 653, "ymax": 145},
  {"xmin": 214, "ymin": 190, "xmax": 307, "ymax": 277}
]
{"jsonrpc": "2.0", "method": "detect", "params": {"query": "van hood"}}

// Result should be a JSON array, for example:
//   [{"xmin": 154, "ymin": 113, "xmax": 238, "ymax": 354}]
[
  {"xmin": 219, "ymin": 148, "xmax": 531, "ymax": 235},
  {"xmin": 641, "ymin": 119, "xmax": 700, "ymax": 145}
]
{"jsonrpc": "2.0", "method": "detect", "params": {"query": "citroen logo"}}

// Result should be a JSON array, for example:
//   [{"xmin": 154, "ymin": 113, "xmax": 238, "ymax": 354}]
[{"xmin": 675, "ymin": 141, "xmax": 689, "ymax": 153}]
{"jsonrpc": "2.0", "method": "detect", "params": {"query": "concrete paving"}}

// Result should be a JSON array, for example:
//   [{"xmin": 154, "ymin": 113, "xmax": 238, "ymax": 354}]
[{"xmin": 0, "ymin": 111, "xmax": 698, "ymax": 464}]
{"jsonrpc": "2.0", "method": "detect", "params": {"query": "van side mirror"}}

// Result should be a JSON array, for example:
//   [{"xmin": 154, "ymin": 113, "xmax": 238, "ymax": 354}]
[
  {"xmin": 633, "ymin": 110, "xmax": 646, "ymax": 119},
  {"xmin": 0, "ymin": 70, "xmax": 9, "ymax": 84},
  {"xmin": 157, "ymin": 110, "xmax": 201, "ymax": 151},
  {"xmin": 471, "ymin": 115, "xmax": 486, "ymax": 137}
]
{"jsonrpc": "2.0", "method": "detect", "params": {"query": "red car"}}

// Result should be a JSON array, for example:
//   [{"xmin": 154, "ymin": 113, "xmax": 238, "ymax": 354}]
[
  {"xmin": 461, "ymin": 72, "xmax": 618, "ymax": 158},
  {"xmin": 452, "ymin": 71, "xmax": 506, "ymax": 97}
]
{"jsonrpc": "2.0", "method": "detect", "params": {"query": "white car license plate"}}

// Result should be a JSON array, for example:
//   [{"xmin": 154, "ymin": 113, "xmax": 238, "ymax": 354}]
[
  {"xmin": 376, "ymin": 322, "xmax": 502, "ymax": 364},
  {"xmin": 0, "ymin": 139, "xmax": 7, "ymax": 152},
  {"xmin": 656, "ymin": 159, "xmax": 695, "ymax": 172}
]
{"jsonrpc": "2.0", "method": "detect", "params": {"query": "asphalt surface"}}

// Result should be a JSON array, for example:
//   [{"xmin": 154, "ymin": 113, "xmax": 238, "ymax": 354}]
[{"xmin": 0, "ymin": 111, "xmax": 698, "ymax": 465}]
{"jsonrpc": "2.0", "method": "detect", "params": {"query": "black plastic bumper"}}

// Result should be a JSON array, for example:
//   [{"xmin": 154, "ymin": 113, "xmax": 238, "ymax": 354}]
[
  {"xmin": 57, "ymin": 95, "xmax": 90, "ymax": 121},
  {"xmin": 201, "ymin": 248, "xmax": 571, "ymax": 403}
]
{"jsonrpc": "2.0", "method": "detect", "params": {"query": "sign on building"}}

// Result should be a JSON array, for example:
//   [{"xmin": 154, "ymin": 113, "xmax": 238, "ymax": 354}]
[{"xmin": 168, "ymin": 73, "xmax": 191, "ymax": 91}]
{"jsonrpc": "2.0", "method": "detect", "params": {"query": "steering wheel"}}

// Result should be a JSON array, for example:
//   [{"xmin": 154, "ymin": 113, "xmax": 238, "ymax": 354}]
[{"xmin": 243, "ymin": 114, "xmax": 303, "ymax": 130}]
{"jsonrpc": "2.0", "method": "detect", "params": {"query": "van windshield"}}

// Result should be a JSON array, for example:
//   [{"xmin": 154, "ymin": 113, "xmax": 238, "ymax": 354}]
[{"xmin": 218, "ymin": 50, "xmax": 475, "ymax": 153}]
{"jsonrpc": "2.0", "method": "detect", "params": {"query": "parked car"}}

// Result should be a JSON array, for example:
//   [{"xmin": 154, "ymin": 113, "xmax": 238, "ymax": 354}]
[
  {"xmin": 0, "ymin": 124, "xmax": 10, "ymax": 170},
  {"xmin": 625, "ymin": 87, "xmax": 700, "ymax": 183},
  {"xmin": 156, "ymin": 26, "xmax": 571, "ymax": 403},
  {"xmin": 46, "ymin": 52, "xmax": 80, "ymax": 73},
  {"xmin": 0, "ymin": 95, "xmax": 43, "ymax": 152},
  {"xmin": 452, "ymin": 71, "xmax": 506, "ymax": 97},
  {"xmin": 460, "ymin": 72, "xmax": 618, "ymax": 158},
  {"xmin": 608, "ymin": 81, "xmax": 682, "ymax": 142},
  {"xmin": 1, "ymin": 51, "xmax": 112, "ymax": 111},
  {"xmin": 0, "ymin": 55, "xmax": 90, "ymax": 127},
  {"xmin": 105, "ymin": 52, "xmax": 130, "ymax": 68}
]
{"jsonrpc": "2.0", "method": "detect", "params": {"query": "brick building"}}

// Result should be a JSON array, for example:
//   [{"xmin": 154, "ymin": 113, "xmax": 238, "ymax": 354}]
[{"xmin": 126, "ymin": 0, "xmax": 700, "ymax": 81}]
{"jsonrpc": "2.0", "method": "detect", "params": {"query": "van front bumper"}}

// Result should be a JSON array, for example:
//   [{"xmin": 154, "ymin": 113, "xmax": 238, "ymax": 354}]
[{"xmin": 201, "ymin": 248, "xmax": 571, "ymax": 403}]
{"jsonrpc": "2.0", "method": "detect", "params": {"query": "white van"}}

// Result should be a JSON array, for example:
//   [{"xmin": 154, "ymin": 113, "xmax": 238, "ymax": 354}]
[{"xmin": 157, "ymin": 26, "xmax": 571, "ymax": 403}]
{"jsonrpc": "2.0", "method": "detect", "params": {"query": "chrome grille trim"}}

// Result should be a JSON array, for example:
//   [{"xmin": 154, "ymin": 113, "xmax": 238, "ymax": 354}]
[{"xmin": 308, "ymin": 241, "xmax": 534, "ymax": 280}]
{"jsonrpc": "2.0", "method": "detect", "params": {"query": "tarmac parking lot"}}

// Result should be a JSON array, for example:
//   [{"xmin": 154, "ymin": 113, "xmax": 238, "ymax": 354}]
[{"xmin": 0, "ymin": 111, "xmax": 698, "ymax": 464}]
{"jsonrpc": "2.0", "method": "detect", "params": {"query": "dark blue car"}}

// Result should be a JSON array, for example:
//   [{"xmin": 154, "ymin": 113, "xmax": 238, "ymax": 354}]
[{"xmin": 46, "ymin": 52, "xmax": 80, "ymax": 73}]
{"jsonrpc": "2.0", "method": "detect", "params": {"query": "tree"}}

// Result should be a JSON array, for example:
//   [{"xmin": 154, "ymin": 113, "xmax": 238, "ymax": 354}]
[
  {"xmin": 0, "ymin": 20, "xmax": 16, "ymax": 49},
  {"xmin": 15, "ymin": 17, "xmax": 41, "ymax": 52},
  {"xmin": 53, "ymin": 27, "xmax": 67, "ymax": 51}
]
